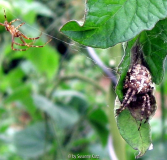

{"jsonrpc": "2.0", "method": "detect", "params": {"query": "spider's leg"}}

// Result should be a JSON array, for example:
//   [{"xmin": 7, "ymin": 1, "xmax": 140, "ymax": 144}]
[
  {"xmin": 9, "ymin": 19, "xmax": 21, "ymax": 25},
  {"xmin": 122, "ymin": 89, "xmax": 136, "ymax": 107},
  {"xmin": 19, "ymin": 36, "xmax": 35, "ymax": 45},
  {"xmin": 116, "ymin": 89, "xmax": 136, "ymax": 116},
  {"xmin": 11, "ymin": 36, "xmax": 29, "ymax": 51},
  {"xmin": 138, "ymin": 95, "xmax": 147, "ymax": 130},
  {"xmin": 19, "ymin": 36, "xmax": 51, "ymax": 48},
  {"xmin": 144, "ymin": 94, "xmax": 151, "ymax": 123},
  {"xmin": 0, "ymin": 23, "xmax": 5, "ymax": 26},
  {"xmin": 3, "ymin": 8, "xmax": 7, "ymax": 21},
  {"xmin": 24, "ymin": 38, "xmax": 52, "ymax": 48},
  {"xmin": 2, "ymin": 9, "xmax": 22, "ymax": 25},
  {"xmin": 116, "ymin": 88, "xmax": 132, "ymax": 116},
  {"xmin": 21, "ymin": 32, "xmax": 42, "ymax": 40},
  {"xmin": 15, "ymin": 22, "xmax": 25, "ymax": 30},
  {"xmin": 14, "ymin": 41, "xmax": 34, "ymax": 46}
]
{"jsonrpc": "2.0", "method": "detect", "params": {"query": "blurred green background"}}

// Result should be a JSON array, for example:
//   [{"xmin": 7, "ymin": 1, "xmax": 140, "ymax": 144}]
[{"xmin": 0, "ymin": 0, "xmax": 166, "ymax": 160}]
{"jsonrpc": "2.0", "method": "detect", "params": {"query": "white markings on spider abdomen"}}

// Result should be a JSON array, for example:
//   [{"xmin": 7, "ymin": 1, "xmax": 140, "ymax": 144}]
[
  {"xmin": 127, "ymin": 64, "xmax": 152, "ymax": 94},
  {"xmin": 138, "ymin": 77, "xmax": 146, "ymax": 93}
]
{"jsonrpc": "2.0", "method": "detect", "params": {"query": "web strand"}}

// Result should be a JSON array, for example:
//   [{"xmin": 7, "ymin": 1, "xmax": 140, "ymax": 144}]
[{"xmin": 0, "ymin": 7, "xmax": 127, "ymax": 80}]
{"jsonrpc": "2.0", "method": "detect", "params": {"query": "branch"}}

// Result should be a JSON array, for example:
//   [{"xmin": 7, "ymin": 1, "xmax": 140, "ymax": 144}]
[
  {"xmin": 60, "ymin": 74, "xmax": 105, "ymax": 93},
  {"xmin": 48, "ymin": 73, "xmax": 106, "ymax": 98},
  {"xmin": 86, "ymin": 47, "xmax": 117, "ymax": 86}
]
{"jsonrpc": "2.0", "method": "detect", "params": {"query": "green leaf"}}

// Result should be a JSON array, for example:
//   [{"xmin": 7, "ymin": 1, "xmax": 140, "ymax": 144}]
[
  {"xmin": 3, "ymin": 85, "xmax": 39, "ymax": 119},
  {"xmin": 88, "ymin": 108, "xmax": 108, "ymax": 125},
  {"xmin": 88, "ymin": 108, "xmax": 109, "ymax": 146},
  {"xmin": 4, "ymin": 85, "xmax": 31, "ymax": 104},
  {"xmin": 139, "ymin": 19, "xmax": 167, "ymax": 85},
  {"xmin": 14, "ymin": 122, "xmax": 53, "ymax": 158},
  {"xmin": 0, "ymin": 67, "xmax": 25, "ymax": 91},
  {"xmin": 13, "ymin": 1, "xmax": 53, "ymax": 24},
  {"xmin": 33, "ymin": 95, "xmax": 79, "ymax": 128},
  {"xmin": 116, "ymin": 18, "xmax": 167, "ymax": 101},
  {"xmin": 115, "ymin": 98, "xmax": 152, "ymax": 158},
  {"xmin": 61, "ymin": 0, "xmax": 167, "ymax": 48},
  {"xmin": 52, "ymin": 90, "xmax": 88, "ymax": 112},
  {"xmin": 25, "ymin": 44, "xmax": 59, "ymax": 80},
  {"xmin": 13, "ymin": 1, "xmax": 54, "ymax": 18},
  {"xmin": 116, "ymin": 38, "xmax": 137, "ymax": 101}
]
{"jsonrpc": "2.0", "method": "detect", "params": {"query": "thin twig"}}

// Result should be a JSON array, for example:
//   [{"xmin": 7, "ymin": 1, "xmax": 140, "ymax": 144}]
[
  {"xmin": 86, "ymin": 47, "xmax": 117, "ymax": 86},
  {"xmin": 48, "ymin": 73, "xmax": 106, "ymax": 98}
]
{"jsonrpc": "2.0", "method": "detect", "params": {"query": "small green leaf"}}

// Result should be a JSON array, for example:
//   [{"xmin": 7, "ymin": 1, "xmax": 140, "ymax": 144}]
[
  {"xmin": 88, "ymin": 108, "xmax": 109, "ymax": 146},
  {"xmin": 33, "ymin": 95, "xmax": 79, "ymax": 128},
  {"xmin": 52, "ymin": 90, "xmax": 88, "ymax": 112},
  {"xmin": 0, "ymin": 67, "xmax": 25, "ymax": 91},
  {"xmin": 13, "ymin": 1, "xmax": 54, "ymax": 18},
  {"xmin": 61, "ymin": 0, "xmax": 167, "ymax": 48},
  {"xmin": 115, "ymin": 98, "xmax": 152, "ymax": 158},
  {"xmin": 4, "ymin": 85, "xmax": 31, "ymax": 104},
  {"xmin": 116, "ymin": 38, "xmax": 137, "ymax": 101}
]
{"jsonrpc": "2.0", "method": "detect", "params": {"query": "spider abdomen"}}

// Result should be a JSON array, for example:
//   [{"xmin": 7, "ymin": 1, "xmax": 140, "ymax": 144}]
[{"xmin": 126, "ymin": 64, "xmax": 152, "ymax": 94}]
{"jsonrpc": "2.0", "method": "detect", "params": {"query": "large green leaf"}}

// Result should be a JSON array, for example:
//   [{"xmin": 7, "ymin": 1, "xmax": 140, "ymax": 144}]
[
  {"xmin": 14, "ymin": 122, "xmax": 53, "ymax": 158},
  {"xmin": 116, "ymin": 18, "xmax": 167, "ymax": 101},
  {"xmin": 114, "ymin": 14, "xmax": 167, "ymax": 159},
  {"xmin": 61, "ymin": 0, "xmax": 167, "ymax": 48}
]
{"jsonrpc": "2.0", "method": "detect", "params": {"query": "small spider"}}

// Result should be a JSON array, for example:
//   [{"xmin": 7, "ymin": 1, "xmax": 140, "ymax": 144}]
[
  {"xmin": 0, "ymin": 9, "xmax": 52, "ymax": 51},
  {"xmin": 116, "ymin": 46, "xmax": 156, "ymax": 130}
]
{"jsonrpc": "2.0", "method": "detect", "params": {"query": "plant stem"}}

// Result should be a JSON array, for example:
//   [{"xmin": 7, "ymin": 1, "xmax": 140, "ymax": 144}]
[
  {"xmin": 106, "ymin": 83, "xmax": 126, "ymax": 160},
  {"xmin": 48, "ymin": 73, "xmax": 106, "ymax": 97},
  {"xmin": 160, "ymin": 82, "xmax": 166, "ymax": 140},
  {"xmin": 86, "ymin": 47, "xmax": 117, "ymax": 86}
]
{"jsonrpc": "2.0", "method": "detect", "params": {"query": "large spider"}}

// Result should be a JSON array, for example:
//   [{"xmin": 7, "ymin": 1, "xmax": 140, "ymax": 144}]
[
  {"xmin": 0, "ymin": 9, "xmax": 52, "ymax": 51},
  {"xmin": 116, "ymin": 47, "xmax": 156, "ymax": 130}
]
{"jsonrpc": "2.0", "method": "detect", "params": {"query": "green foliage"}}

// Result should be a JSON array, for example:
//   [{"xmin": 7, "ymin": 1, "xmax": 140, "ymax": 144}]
[
  {"xmin": 0, "ymin": 1, "xmax": 111, "ymax": 159},
  {"xmin": 115, "ymin": 99, "xmax": 152, "ymax": 158},
  {"xmin": 33, "ymin": 94, "xmax": 79, "ymax": 128},
  {"xmin": 88, "ymin": 108, "xmax": 109, "ymax": 146},
  {"xmin": 60, "ymin": 0, "xmax": 167, "ymax": 159},
  {"xmin": 61, "ymin": 0, "xmax": 167, "ymax": 48},
  {"xmin": 25, "ymin": 44, "xmax": 59, "ymax": 80},
  {"xmin": 114, "ymin": 18, "xmax": 167, "ymax": 157},
  {"xmin": 14, "ymin": 122, "xmax": 54, "ymax": 158},
  {"xmin": 0, "ymin": 1, "xmax": 13, "ymax": 32},
  {"xmin": 116, "ymin": 18, "xmax": 167, "ymax": 101},
  {"xmin": 1, "ymin": 0, "xmax": 167, "ymax": 159}
]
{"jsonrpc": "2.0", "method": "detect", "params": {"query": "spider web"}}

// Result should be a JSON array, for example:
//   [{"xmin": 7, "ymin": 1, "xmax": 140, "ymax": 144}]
[
  {"xmin": 0, "ymin": 7, "xmax": 125, "ymax": 84},
  {"xmin": 2, "ymin": 6, "xmax": 166, "ymax": 87},
  {"xmin": 2, "ymin": 4, "xmax": 167, "ymax": 160}
]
